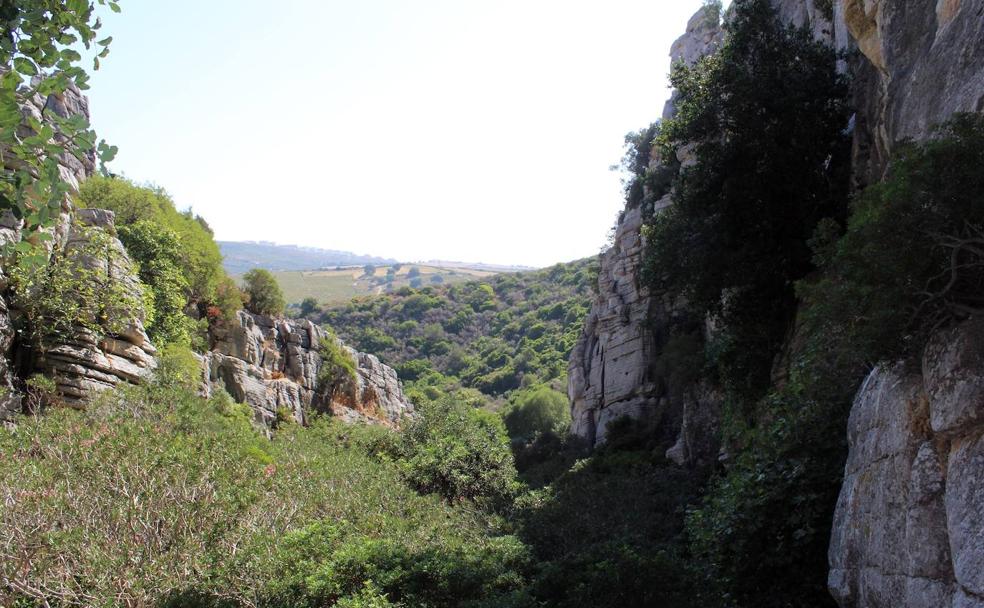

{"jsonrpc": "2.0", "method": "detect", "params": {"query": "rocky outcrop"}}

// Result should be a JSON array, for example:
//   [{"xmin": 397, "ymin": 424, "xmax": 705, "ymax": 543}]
[
  {"xmin": 0, "ymin": 85, "xmax": 131, "ymax": 419},
  {"xmin": 829, "ymin": 320, "xmax": 984, "ymax": 608},
  {"xmin": 32, "ymin": 209, "xmax": 157, "ymax": 406},
  {"xmin": 206, "ymin": 311, "xmax": 413, "ymax": 427},
  {"xmin": 567, "ymin": 6, "xmax": 722, "ymax": 456}
]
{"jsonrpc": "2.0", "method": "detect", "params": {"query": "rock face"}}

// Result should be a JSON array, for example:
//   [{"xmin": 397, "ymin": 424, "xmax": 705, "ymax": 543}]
[
  {"xmin": 829, "ymin": 320, "xmax": 984, "ymax": 608},
  {"xmin": 206, "ymin": 311, "xmax": 413, "ymax": 427},
  {"xmin": 1, "ymin": 83, "xmax": 100, "ymax": 419},
  {"xmin": 567, "ymin": 6, "xmax": 722, "ymax": 457},
  {"xmin": 32, "ymin": 209, "xmax": 158, "ymax": 406},
  {"xmin": 839, "ymin": 0, "xmax": 984, "ymax": 181}
]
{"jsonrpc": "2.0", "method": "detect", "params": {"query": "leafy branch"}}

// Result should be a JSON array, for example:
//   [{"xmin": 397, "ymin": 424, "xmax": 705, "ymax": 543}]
[{"xmin": 0, "ymin": 0, "xmax": 120, "ymax": 244}]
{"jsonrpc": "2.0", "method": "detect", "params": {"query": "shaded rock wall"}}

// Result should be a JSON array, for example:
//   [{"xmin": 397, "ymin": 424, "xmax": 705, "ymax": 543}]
[
  {"xmin": 567, "ymin": 6, "xmax": 723, "ymax": 459},
  {"xmin": 839, "ymin": 0, "xmax": 984, "ymax": 182},
  {"xmin": 829, "ymin": 320, "xmax": 984, "ymax": 608},
  {"xmin": 206, "ymin": 311, "xmax": 413, "ymax": 427}
]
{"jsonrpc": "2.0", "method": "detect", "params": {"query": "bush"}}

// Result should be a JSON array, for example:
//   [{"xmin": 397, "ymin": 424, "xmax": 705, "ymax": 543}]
[
  {"xmin": 0, "ymin": 371, "xmax": 529, "ymax": 607},
  {"xmin": 503, "ymin": 386, "xmax": 569, "ymax": 441},
  {"xmin": 317, "ymin": 332, "xmax": 358, "ymax": 393},
  {"xmin": 242, "ymin": 268, "xmax": 286, "ymax": 316},
  {"xmin": 9, "ymin": 225, "xmax": 147, "ymax": 351},
  {"xmin": 800, "ymin": 113, "xmax": 984, "ymax": 364},
  {"xmin": 117, "ymin": 220, "xmax": 195, "ymax": 346},
  {"xmin": 396, "ymin": 399, "xmax": 518, "ymax": 505}
]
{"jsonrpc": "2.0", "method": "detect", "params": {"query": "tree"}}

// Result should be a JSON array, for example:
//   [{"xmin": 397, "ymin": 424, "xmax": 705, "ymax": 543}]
[
  {"xmin": 504, "ymin": 386, "xmax": 569, "ymax": 440},
  {"xmin": 646, "ymin": 0, "xmax": 850, "ymax": 402},
  {"xmin": 397, "ymin": 398, "xmax": 517, "ymax": 504},
  {"xmin": 299, "ymin": 296, "xmax": 319, "ymax": 317},
  {"xmin": 0, "ymin": 0, "xmax": 119, "ymax": 253},
  {"xmin": 242, "ymin": 269, "xmax": 285, "ymax": 317},
  {"xmin": 117, "ymin": 220, "xmax": 192, "ymax": 346},
  {"xmin": 362, "ymin": 264, "xmax": 376, "ymax": 277}
]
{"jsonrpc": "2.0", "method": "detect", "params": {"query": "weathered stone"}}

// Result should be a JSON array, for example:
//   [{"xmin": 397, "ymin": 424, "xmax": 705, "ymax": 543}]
[
  {"xmin": 841, "ymin": 0, "xmax": 984, "ymax": 181},
  {"xmin": 568, "ymin": 6, "xmax": 723, "ymax": 460},
  {"xmin": 206, "ymin": 311, "xmax": 413, "ymax": 428},
  {"xmin": 830, "ymin": 321, "xmax": 984, "ymax": 608}
]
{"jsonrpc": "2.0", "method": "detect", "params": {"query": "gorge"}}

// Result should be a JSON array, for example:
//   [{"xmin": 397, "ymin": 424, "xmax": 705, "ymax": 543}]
[{"xmin": 1, "ymin": 0, "xmax": 984, "ymax": 607}]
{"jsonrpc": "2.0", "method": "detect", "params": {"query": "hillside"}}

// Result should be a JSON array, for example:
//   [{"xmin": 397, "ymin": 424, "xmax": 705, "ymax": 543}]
[
  {"xmin": 219, "ymin": 241, "xmax": 398, "ymax": 275},
  {"xmin": 256, "ymin": 264, "xmax": 502, "ymax": 306},
  {"xmin": 311, "ymin": 259, "xmax": 596, "ymax": 405}
]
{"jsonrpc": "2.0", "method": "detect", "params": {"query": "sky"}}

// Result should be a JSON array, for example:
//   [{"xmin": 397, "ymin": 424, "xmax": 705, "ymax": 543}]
[{"xmin": 84, "ymin": 0, "xmax": 718, "ymax": 268}]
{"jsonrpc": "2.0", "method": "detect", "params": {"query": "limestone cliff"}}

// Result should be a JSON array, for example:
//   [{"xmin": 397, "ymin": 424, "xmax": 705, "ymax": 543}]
[
  {"xmin": 0, "ymin": 81, "xmax": 164, "ymax": 414},
  {"xmin": 568, "ymin": 0, "xmax": 984, "ymax": 605},
  {"xmin": 205, "ymin": 310, "xmax": 414, "ymax": 427},
  {"xmin": 567, "ymin": 6, "xmax": 723, "ymax": 461},
  {"xmin": 828, "ymin": 321, "xmax": 984, "ymax": 608}
]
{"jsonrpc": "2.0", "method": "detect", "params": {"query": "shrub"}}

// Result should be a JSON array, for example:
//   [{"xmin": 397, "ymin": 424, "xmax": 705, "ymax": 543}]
[
  {"xmin": 800, "ymin": 113, "xmax": 984, "ymax": 364},
  {"xmin": 9, "ymin": 226, "xmax": 147, "ymax": 351},
  {"xmin": 117, "ymin": 220, "xmax": 194, "ymax": 346},
  {"xmin": 503, "ymin": 386, "xmax": 569, "ymax": 441},
  {"xmin": 242, "ymin": 268, "xmax": 286, "ymax": 316},
  {"xmin": 317, "ymin": 332, "xmax": 358, "ymax": 393},
  {"xmin": 0, "ymin": 371, "xmax": 529, "ymax": 607},
  {"xmin": 396, "ymin": 398, "xmax": 518, "ymax": 505}
]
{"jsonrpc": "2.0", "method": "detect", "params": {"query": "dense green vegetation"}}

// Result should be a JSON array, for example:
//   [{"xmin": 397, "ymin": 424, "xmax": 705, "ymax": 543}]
[
  {"xmin": 242, "ymin": 268, "xmax": 287, "ymax": 316},
  {"xmin": 623, "ymin": 0, "xmax": 984, "ymax": 605},
  {"xmin": 76, "ymin": 176, "xmax": 243, "ymax": 345},
  {"xmin": 313, "ymin": 259, "xmax": 595, "ymax": 408},
  {"xmin": 0, "ymin": 352, "xmax": 531, "ymax": 607}
]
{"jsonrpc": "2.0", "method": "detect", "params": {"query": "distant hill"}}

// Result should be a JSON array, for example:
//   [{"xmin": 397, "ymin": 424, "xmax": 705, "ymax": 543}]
[
  {"xmin": 250, "ymin": 264, "xmax": 503, "ymax": 306},
  {"xmin": 218, "ymin": 241, "xmax": 398, "ymax": 275}
]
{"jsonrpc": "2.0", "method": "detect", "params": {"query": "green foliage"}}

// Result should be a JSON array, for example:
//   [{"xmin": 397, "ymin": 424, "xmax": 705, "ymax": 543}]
[
  {"xmin": 800, "ymin": 113, "xmax": 984, "ymax": 365},
  {"xmin": 0, "ymin": 0, "xmax": 118, "ymax": 245},
  {"xmin": 117, "ymin": 219, "xmax": 194, "ymax": 346},
  {"xmin": 9, "ymin": 224, "xmax": 145, "ymax": 350},
  {"xmin": 646, "ymin": 0, "xmax": 851, "ymax": 404},
  {"xmin": 299, "ymin": 296, "xmax": 319, "ymax": 317},
  {"xmin": 395, "ymin": 398, "xmax": 518, "ymax": 505},
  {"xmin": 681, "ymin": 117, "xmax": 984, "ymax": 608},
  {"xmin": 514, "ymin": 424, "xmax": 703, "ymax": 608},
  {"xmin": 317, "ymin": 332, "xmax": 358, "ymax": 393},
  {"xmin": 242, "ymin": 268, "xmax": 286, "ymax": 317},
  {"xmin": 503, "ymin": 386, "xmax": 569, "ymax": 441},
  {"xmin": 77, "ymin": 176, "xmax": 232, "ymax": 314},
  {"xmin": 0, "ymin": 366, "xmax": 529, "ymax": 607},
  {"xmin": 318, "ymin": 260, "xmax": 592, "ymax": 403}
]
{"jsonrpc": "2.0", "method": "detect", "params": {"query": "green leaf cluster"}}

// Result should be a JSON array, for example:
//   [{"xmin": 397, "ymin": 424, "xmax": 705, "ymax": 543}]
[
  {"xmin": 0, "ymin": 0, "xmax": 119, "ymax": 242},
  {"xmin": 242, "ymin": 268, "xmax": 286, "ymax": 317}
]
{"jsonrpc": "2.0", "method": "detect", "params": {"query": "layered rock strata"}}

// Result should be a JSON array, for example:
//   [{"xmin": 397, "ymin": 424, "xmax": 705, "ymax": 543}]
[
  {"xmin": 567, "ymin": 6, "xmax": 722, "ymax": 457},
  {"xmin": 829, "ymin": 320, "xmax": 984, "ymax": 608},
  {"xmin": 32, "ymin": 209, "xmax": 158, "ymax": 406},
  {"xmin": 206, "ymin": 311, "xmax": 413, "ymax": 427}
]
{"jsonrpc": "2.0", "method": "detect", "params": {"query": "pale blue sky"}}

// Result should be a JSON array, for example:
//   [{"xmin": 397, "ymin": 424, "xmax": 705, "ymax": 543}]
[{"xmin": 85, "ymin": 1, "xmax": 716, "ymax": 267}]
